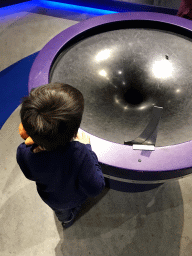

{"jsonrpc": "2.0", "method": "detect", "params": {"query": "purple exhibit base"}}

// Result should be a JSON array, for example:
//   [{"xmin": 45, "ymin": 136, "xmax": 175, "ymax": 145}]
[
  {"xmin": 100, "ymin": 162, "xmax": 190, "ymax": 192},
  {"xmin": 28, "ymin": 12, "xmax": 192, "ymax": 192}
]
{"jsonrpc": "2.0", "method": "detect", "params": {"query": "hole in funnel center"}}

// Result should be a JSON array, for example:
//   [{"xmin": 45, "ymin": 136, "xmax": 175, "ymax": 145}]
[{"xmin": 124, "ymin": 87, "xmax": 144, "ymax": 105}]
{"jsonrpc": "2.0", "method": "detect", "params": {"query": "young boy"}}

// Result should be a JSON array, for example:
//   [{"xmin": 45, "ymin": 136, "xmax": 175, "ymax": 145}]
[{"xmin": 16, "ymin": 82, "xmax": 105, "ymax": 229}]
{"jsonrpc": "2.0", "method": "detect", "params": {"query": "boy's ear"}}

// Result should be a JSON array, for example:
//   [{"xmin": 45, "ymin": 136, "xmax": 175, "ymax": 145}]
[
  {"xmin": 25, "ymin": 137, "xmax": 34, "ymax": 145},
  {"xmin": 19, "ymin": 123, "xmax": 29, "ymax": 139},
  {"xmin": 19, "ymin": 123, "xmax": 34, "ymax": 145}
]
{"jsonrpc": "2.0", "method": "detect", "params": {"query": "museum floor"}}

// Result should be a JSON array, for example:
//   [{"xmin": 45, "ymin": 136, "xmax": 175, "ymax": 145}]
[{"xmin": 0, "ymin": 1, "xmax": 192, "ymax": 256}]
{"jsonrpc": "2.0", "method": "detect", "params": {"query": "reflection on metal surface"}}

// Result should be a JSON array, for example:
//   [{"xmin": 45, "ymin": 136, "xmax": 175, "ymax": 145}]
[
  {"xmin": 176, "ymin": 89, "xmax": 181, "ymax": 93},
  {"xmin": 95, "ymin": 49, "xmax": 111, "ymax": 61},
  {"xmin": 99, "ymin": 69, "xmax": 107, "ymax": 77},
  {"xmin": 152, "ymin": 59, "xmax": 173, "ymax": 79}
]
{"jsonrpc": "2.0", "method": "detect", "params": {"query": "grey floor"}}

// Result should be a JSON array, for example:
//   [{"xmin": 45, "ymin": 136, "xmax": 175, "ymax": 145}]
[{"xmin": 1, "ymin": 1, "xmax": 192, "ymax": 256}]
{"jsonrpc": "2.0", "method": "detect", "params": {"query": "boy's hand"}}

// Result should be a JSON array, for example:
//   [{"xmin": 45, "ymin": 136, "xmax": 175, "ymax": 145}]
[{"xmin": 75, "ymin": 131, "xmax": 90, "ymax": 144}]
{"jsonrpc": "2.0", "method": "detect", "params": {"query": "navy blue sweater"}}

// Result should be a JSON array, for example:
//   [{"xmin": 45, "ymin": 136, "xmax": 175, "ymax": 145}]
[{"xmin": 16, "ymin": 141, "xmax": 105, "ymax": 209}]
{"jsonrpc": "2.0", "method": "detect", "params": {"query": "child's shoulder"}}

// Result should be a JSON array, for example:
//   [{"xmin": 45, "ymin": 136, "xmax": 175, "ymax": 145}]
[
  {"xmin": 70, "ymin": 140, "xmax": 89, "ymax": 150},
  {"xmin": 70, "ymin": 141, "xmax": 91, "ymax": 154}
]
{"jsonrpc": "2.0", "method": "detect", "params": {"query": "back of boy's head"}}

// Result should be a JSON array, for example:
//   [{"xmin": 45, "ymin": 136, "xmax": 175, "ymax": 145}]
[{"xmin": 20, "ymin": 82, "xmax": 84, "ymax": 151}]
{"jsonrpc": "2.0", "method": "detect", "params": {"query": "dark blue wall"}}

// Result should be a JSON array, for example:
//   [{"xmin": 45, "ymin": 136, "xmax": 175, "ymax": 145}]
[
  {"xmin": 0, "ymin": 52, "xmax": 39, "ymax": 129},
  {"xmin": 0, "ymin": 0, "xmax": 31, "ymax": 8},
  {"xmin": 46, "ymin": 0, "xmax": 178, "ymax": 15}
]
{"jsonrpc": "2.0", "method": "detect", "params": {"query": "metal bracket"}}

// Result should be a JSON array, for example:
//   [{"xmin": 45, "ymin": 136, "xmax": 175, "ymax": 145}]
[{"xmin": 124, "ymin": 106, "xmax": 163, "ymax": 149}]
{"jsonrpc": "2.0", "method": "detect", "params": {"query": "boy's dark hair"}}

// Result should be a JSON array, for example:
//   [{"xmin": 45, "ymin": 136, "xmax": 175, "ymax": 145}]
[{"xmin": 20, "ymin": 83, "xmax": 84, "ymax": 151}]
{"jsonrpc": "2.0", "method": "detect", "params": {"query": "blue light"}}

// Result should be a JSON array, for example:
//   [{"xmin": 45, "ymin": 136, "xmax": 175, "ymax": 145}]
[
  {"xmin": 0, "ymin": 2, "xmax": 34, "ymax": 17},
  {"xmin": 35, "ymin": 0, "xmax": 117, "ymax": 15}
]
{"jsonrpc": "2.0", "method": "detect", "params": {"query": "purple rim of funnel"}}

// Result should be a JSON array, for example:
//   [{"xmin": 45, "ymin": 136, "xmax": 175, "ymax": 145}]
[{"xmin": 28, "ymin": 12, "xmax": 192, "ymax": 172}]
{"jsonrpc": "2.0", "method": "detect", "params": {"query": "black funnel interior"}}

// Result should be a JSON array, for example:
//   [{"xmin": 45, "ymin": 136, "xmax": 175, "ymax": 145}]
[{"xmin": 124, "ymin": 87, "xmax": 145, "ymax": 105}]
